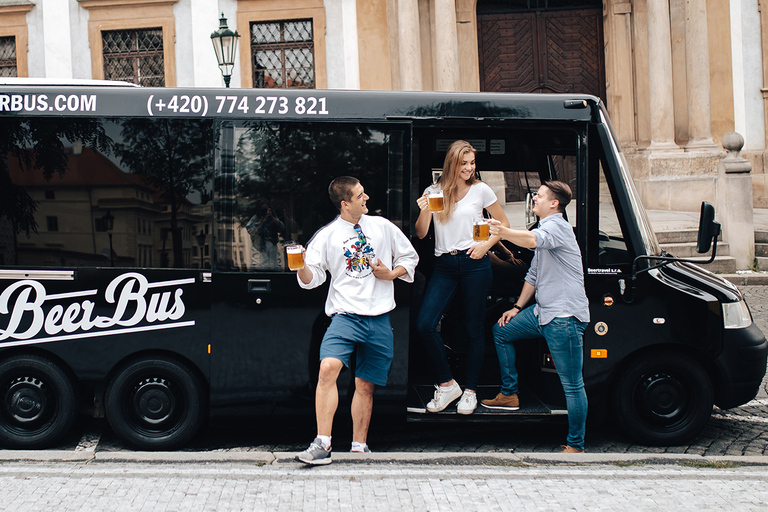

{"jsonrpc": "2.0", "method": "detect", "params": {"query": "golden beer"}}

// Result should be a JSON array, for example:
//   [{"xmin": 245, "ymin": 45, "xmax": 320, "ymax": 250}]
[
  {"xmin": 428, "ymin": 193, "xmax": 444, "ymax": 212},
  {"xmin": 286, "ymin": 245, "xmax": 305, "ymax": 270},
  {"xmin": 473, "ymin": 222, "xmax": 490, "ymax": 241}
]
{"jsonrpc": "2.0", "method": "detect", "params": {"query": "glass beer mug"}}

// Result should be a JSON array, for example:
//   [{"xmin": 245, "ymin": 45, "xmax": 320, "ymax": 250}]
[
  {"xmin": 286, "ymin": 244, "xmax": 305, "ymax": 271},
  {"xmin": 473, "ymin": 219, "xmax": 490, "ymax": 241},
  {"xmin": 428, "ymin": 190, "xmax": 444, "ymax": 212}
]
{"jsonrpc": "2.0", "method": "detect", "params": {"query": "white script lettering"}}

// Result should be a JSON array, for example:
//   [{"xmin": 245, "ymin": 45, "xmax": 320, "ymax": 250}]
[{"xmin": 0, "ymin": 273, "xmax": 192, "ymax": 342}]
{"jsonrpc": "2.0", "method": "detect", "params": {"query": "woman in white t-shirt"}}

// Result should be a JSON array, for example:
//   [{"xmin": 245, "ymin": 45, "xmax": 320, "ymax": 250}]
[{"xmin": 415, "ymin": 140, "xmax": 510, "ymax": 415}]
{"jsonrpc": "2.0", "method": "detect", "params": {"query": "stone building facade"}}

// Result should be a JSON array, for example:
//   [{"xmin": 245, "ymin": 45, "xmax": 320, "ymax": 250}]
[{"xmin": 1, "ymin": 0, "xmax": 766, "ymax": 210}]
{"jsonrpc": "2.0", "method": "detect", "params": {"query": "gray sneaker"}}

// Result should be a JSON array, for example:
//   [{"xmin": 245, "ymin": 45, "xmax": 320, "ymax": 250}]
[
  {"xmin": 296, "ymin": 438, "xmax": 332, "ymax": 465},
  {"xmin": 350, "ymin": 446, "xmax": 371, "ymax": 453}
]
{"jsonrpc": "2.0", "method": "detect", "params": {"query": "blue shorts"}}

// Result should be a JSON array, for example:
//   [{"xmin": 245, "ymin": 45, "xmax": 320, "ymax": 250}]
[{"xmin": 320, "ymin": 313, "xmax": 394, "ymax": 387}]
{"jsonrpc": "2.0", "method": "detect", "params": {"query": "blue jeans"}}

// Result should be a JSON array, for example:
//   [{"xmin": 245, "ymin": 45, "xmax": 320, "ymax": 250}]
[
  {"xmin": 492, "ymin": 305, "xmax": 588, "ymax": 451},
  {"xmin": 416, "ymin": 252, "xmax": 492, "ymax": 390}
]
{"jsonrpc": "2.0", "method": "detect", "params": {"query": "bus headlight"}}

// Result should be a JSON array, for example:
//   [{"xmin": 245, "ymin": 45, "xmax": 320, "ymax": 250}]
[{"xmin": 722, "ymin": 300, "xmax": 752, "ymax": 329}]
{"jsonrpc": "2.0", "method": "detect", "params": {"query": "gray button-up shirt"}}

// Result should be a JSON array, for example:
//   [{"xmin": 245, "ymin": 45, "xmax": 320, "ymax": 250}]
[{"xmin": 525, "ymin": 213, "xmax": 590, "ymax": 326}]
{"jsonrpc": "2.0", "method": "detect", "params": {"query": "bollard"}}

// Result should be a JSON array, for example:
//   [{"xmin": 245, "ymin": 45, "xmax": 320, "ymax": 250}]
[{"xmin": 716, "ymin": 132, "xmax": 755, "ymax": 270}]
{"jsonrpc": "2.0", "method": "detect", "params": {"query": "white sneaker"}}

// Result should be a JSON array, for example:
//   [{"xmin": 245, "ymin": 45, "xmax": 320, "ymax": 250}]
[
  {"xmin": 426, "ymin": 382, "xmax": 462, "ymax": 413},
  {"xmin": 456, "ymin": 391, "xmax": 477, "ymax": 415}
]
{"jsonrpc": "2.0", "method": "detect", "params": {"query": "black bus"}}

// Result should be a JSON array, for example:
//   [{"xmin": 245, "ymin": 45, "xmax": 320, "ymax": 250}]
[{"xmin": 0, "ymin": 81, "xmax": 765, "ymax": 450}]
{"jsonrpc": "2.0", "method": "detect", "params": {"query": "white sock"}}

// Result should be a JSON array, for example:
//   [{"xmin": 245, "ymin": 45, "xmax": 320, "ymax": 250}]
[
  {"xmin": 351, "ymin": 442, "xmax": 368, "ymax": 452},
  {"xmin": 317, "ymin": 435, "xmax": 331, "ymax": 450},
  {"xmin": 464, "ymin": 389, "xmax": 476, "ymax": 395}
]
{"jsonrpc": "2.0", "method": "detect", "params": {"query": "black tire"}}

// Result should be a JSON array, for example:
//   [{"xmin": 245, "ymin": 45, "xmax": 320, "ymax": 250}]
[
  {"xmin": 0, "ymin": 355, "xmax": 77, "ymax": 449},
  {"xmin": 105, "ymin": 357, "xmax": 204, "ymax": 450},
  {"xmin": 613, "ymin": 352, "xmax": 713, "ymax": 446}
]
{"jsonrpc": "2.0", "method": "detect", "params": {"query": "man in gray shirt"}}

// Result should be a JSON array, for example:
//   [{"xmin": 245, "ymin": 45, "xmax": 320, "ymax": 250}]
[{"xmin": 482, "ymin": 180, "xmax": 590, "ymax": 453}]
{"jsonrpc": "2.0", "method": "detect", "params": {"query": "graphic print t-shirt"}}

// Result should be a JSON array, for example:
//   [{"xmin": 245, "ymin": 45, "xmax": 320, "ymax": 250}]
[{"xmin": 298, "ymin": 215, "xmax": 418, "ymax": 317}]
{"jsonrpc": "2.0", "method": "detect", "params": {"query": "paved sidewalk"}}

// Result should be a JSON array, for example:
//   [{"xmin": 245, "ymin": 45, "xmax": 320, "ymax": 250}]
[{"xmin": 0, "ymin": 458, "xmax": 767, "ymax": 511}]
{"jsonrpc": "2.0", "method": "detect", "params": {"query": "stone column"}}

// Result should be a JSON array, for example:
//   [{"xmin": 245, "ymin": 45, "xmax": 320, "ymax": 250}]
[
  {"xmin": 759, "ymin": 0, "xmax": 768, "ymax": 154},
  {"xmin": 646, "ymin": 0, "xmax": 681, "ymax": 151},
  {"xmin": 716, "ymin": 132, "xmax": 754, "ymax": 270},
  {"xmin": 683, "ymin": 0, "xmax": 718, "ymax": 151},
  {"xmin": 434, "ymin": 0, "xmax": 460, "ymax": 91},
  {"xmin": 397, "ymin": 0, "xmax": 423, "ymax": 91}
]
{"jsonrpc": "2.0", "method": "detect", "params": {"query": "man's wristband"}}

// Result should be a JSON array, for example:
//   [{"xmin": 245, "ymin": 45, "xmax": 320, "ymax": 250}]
[{"xmin": 512, "ymin": 304, "xmax": 522, "ymax": 311}]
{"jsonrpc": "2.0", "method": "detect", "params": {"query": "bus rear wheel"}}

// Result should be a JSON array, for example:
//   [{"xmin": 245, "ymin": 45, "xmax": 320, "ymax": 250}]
[
  {"xmin": 613, "ymin": 353, "xmax": 713, "ymax": 446},
  {"xmin": 0, "ymin": 355, "xmax": 77, "ymax": 449},
  {"xmin": 106, "ymin": 357, "xmax": 204, "ymax": 450}
]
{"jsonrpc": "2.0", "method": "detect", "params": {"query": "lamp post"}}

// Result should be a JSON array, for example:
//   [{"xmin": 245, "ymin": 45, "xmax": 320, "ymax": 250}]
[
  {"xmin": 195, "ymin": 229, "xmax": 207, "ymax": 268},
  {"xmin": 101, "ymin": 210, "xmax": 115, "ymax": 267},
  {"xmin": 211, "ymin": 13, "xmax": 240, "ymax": 88}
]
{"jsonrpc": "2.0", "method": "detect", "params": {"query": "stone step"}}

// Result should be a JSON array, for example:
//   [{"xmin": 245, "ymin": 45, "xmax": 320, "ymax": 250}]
[
  {"xmin": 756, "ymin": 257, "xmax": 768, "ymax": 271},
  {"xmin": 655, "ymin": 229, "xmax": 699, "ymax": 244},
  {"xmin": 684, "ymin": 256, "xmax": 736, "ymax": 274},
  {"xmin": 659, "ymin": 241, "xmax": 730, "ymax": 258},
  {"xmin": 655, "ymin": 229, "xmax": 724, "ymax": 244}
]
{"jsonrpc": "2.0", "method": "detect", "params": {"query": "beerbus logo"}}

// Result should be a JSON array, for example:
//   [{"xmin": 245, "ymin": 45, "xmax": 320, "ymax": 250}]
[{"xmin": 0, "ymin": 272, "xmax": 194, "ymax": 347}]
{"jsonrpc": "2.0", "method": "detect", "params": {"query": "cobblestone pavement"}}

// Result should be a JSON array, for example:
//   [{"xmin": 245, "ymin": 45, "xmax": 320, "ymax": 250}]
[{"xmin": 1, "ymin": 460, "xmax": 768, "ymax": 511}]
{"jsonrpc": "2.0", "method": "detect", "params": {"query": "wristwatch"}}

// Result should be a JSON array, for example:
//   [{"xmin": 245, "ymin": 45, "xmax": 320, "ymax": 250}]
[{"xmin": 512, "ymin": 304, "xmax": 522, "ymax": 311}]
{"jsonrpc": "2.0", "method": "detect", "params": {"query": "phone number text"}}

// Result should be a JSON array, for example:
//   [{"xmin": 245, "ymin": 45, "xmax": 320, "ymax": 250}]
[{"xmin": 146, "ymin": 94, "xmax": 330, "ymax": 117}]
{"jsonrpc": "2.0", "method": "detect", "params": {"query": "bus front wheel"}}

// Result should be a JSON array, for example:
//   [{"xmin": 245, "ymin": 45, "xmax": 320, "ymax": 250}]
[
  {"xmin": 613, "ymin": 353, "xmax": 713, "ymax": 446},
  {"xmin": 0, "ymin": 355, "xmax": 77, "ymax": 449},
  {"xmin": 106, "ymin": 357, "xmax": 204, "ymax": 450}
]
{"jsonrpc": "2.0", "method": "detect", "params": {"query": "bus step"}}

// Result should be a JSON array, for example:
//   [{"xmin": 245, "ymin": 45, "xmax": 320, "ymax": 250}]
[{"xmin": 407, "ymin": 384, "xmax": 556, "ymax": 416}]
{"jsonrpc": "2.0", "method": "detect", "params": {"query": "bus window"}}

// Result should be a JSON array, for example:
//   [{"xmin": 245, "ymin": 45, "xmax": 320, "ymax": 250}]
[
  {"xmin": 597, "ymin": 160, "xmax": 631, "ymax": 268},
  {"xmin": 3, "ymin": 117, "xmax": 213, "ymax": 269},
  {"xmin": 213, "ymin": 121, "xmax": 406, "ymax": 272}
]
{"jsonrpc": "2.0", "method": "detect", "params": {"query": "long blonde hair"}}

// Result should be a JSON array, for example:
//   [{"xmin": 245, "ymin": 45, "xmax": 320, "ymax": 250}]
[{"xmin": 435, "ymin": 140, "xmax": 479, "ymax": 223}]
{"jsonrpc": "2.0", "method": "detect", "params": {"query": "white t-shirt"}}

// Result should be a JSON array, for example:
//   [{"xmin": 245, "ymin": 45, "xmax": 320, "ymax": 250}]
[
  {"xmin": 424, "ymin": 182, "xmax": 498, "ymax": 256},
  {"xmin": 298, "ymin": 214, "xmax": 419, "ymax": 317}
]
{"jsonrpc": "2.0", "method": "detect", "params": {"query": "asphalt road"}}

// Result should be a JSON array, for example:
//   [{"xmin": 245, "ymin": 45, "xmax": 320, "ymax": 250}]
[{"xmin": 57, "ymin": 285, "xmax": 768, "ymax": 457}]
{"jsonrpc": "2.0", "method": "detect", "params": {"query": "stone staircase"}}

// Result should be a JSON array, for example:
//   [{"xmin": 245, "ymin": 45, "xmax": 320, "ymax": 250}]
[
  {"xmin": 655, "ymin": 229, "xmax": 736, "ymax": 273},
  {"xmin": 756, "ymin": 231, "xmax": 768, "ymax": 271}
]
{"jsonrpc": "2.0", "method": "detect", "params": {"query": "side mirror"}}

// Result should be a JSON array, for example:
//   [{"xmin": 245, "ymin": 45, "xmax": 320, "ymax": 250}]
[{"xmin": 696, "ymin": 202, "xmax": 721, "ymax": 254}]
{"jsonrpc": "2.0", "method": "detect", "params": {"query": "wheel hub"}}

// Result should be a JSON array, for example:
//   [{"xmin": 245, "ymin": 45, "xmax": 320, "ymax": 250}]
[
  {"xmin": 639, "ymin": 373, "xmax": 686, "ymax": 420},
  {"xmin": 5, "ymin": 377, "xmax": 46, "ymax": 424},
  {"xmin": 132, "ymin": 378, "xmax": 175, "ymax": 425}
]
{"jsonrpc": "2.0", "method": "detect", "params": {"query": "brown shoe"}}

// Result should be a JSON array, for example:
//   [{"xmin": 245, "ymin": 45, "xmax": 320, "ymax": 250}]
[
  {"xmin": 560, "ymin": 445, "xmax": 585, "ymax": 454},
  {"xmin": 480, "ymin": 392, "xmax": 520, "ymax": 411}
]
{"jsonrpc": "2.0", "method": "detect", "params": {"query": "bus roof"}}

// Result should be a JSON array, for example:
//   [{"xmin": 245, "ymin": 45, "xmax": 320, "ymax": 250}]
[{"xmin": 0, "ymin": 86, "xmax": 599, "ymax": 123}]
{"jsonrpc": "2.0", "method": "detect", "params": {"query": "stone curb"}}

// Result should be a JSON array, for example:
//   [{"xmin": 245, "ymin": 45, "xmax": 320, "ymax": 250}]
[{"xmin": 1, "ymin": 450, "xmax": 767, "ymax": 466}]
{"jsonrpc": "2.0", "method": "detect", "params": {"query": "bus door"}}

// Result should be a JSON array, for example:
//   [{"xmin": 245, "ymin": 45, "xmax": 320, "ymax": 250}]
[
  {"xmin": 406, "ymin": 123, "xmax": 587, "ymax": 418},
  {"xmin": 209, "ymin": 120, "xmax": 412, "ymax": 415}
]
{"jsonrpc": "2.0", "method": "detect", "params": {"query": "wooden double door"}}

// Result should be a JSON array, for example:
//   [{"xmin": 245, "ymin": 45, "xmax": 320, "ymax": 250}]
[{"xmin": 478, "ymin": 9, "xmax": 605, "ymax": 100}]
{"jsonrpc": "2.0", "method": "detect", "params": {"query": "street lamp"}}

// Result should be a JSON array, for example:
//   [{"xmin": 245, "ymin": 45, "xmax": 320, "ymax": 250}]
[
  {"xmin": 195, "ymin": 229, "xmax": 207, "ymax": 268},
  {"xmin": 210, "ymin": 13, "xmax": 240, "ymax": 88},
  {"xmin": 101, "ymin": 210, "xmax": 115, "ymax": 267}
]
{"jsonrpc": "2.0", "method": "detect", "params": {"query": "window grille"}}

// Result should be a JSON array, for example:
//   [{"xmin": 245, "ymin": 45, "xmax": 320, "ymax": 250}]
[
  {"xmin": 251, "ymin": 19, "xmax": 315, "ymax": 89},
  {"xmin": 0, "ymin": 36, "xmax": 17, "ymax": 77},
  {"xmin": 102, "ymin": 28, "xmax": 165, "ymax": 86}
]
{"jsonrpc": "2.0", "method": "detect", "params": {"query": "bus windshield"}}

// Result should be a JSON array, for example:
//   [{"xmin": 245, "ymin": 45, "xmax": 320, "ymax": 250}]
[{"xmin": 598, "ymin": 106, "xmax": 661, "ymax": 257}]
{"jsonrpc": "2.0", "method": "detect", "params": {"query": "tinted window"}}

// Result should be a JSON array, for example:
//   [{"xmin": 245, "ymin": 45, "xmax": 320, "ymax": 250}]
[
  {"xmin": 1, "ymin": 117, "xmax": 213, "ymax": 268},
  {"xmin": 214, "ymin": 121, "xmax": 406, "ymax": 271}
]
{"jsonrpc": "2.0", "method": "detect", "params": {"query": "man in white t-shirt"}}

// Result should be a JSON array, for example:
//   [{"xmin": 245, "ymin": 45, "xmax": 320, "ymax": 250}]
[{"xmin": 294, "ymin": 176, "xmax": 418, "ymax": 465}]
